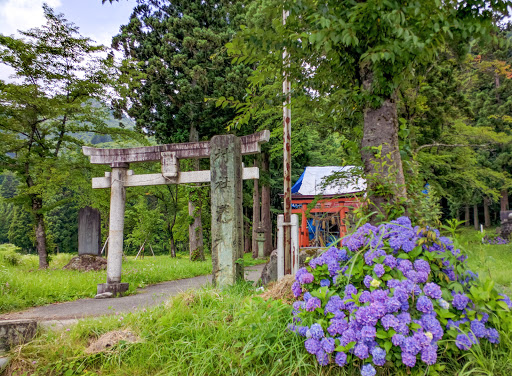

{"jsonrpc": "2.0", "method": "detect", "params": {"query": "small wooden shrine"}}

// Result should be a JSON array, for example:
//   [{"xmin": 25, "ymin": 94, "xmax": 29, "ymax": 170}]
[{"xmin": 290, "ymin": 166, "xmax": 365, "ymax": 248}]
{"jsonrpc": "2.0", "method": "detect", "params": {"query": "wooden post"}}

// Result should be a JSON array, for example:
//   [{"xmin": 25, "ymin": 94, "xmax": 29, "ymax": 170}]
[
  {"xmin": 473, "ymin": 204, "xmax": 479, "ymax": 231},
  {"xmin": 501, "ymin": 189, "xmax": 509, "ymax": 211},
  {"xmin": 484, "ymin": 197, "xmax": 491, "ymax": 228},
  {"xmin": 210, "ymin": 135, "xmax": 244, "ymax": 287},
  {"xmin": 252, "ymin": 159, "xmax": 260, "ymax": 258}
]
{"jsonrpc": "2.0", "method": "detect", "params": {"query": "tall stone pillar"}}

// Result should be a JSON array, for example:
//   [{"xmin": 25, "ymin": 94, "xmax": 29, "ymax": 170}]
[
  {"xmin": 97, "ymin": 164, "xmax": 129, "ymax": 296},
  {"xmin": 210, "ymin": 135, "xmax": 244, "ymax": 287}
]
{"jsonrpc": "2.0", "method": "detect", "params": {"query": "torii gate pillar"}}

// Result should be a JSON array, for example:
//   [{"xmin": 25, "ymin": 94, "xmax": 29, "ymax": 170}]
[{"xmin": 98, "ymin": 164, "xmax": 129, "ymax": 296}]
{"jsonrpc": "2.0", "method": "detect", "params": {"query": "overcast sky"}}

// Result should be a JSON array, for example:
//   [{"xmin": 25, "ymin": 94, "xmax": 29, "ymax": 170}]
[{"xmin": 0, "ymin": 0, "xmax": 137, "ymax": 80}]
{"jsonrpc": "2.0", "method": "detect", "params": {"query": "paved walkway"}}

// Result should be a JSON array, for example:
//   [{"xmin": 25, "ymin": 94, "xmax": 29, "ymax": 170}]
[{"xmin": 0, "ymin": 264, "xmax": 265, "ymax": 322}]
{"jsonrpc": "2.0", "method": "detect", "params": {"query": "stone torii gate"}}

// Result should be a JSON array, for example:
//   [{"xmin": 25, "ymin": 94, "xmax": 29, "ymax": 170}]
[{"xmin": 82, "ymin": 131, "xmax": 270, "ymax": 297}]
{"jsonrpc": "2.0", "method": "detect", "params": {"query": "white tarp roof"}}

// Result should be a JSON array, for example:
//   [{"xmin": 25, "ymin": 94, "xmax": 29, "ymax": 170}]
[{"xmin": 295, "ymin": 166, "xmax": 366, "ymax": 196}]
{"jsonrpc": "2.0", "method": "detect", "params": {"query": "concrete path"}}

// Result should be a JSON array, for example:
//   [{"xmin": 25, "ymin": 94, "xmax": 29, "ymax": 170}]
[{"xmin": 0, "ymin": 264, "xmax": 265, "ymax": 322}]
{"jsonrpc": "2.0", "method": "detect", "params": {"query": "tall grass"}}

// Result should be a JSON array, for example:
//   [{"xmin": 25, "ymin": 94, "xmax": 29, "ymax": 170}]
[
  {"xmin": 8, "ymin": 283, "xmax": 512, "ymax": 376},
  {"xmin": 0, "ymin": 245, "xmax": 264, "ymax": 314}
]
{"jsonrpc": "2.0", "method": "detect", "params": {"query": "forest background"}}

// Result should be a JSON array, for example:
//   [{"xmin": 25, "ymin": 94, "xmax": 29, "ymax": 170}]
[{"xmin": 1, "ymin": 0, "xmax": 512, "ymax": 268}]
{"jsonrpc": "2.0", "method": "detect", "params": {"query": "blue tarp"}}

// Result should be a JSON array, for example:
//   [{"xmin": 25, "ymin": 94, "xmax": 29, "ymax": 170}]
[{"xmin": 291, "ymin": 169, "xmax": 306, "ymax": 193}]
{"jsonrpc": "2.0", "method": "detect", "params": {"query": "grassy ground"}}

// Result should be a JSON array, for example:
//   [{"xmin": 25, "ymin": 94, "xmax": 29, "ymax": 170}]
[
  {"xmin": 4, "ymin": 229, "xmax": 512, "ymax": 376},
  {"xmin": 7, "ymin": 283, "xmax": 512, "ymax": 376},
  {"xmin": 454, "ymin": 227, "xmax": 512, "ymax": 296},
  {"xmin": 0, "ymin": 244, "xmax": 266, "ymax": 314}
]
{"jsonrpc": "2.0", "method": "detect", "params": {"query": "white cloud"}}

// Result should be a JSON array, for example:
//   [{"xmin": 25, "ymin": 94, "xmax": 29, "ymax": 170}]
[{"xmin": 0, "ymin": 0, "xmax": 62, "ymax": 37}]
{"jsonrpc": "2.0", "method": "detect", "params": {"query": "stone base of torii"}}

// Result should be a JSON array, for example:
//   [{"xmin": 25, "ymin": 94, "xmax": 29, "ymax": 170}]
[{"xmin": 82, "ymin": 131, "xmax": 270, "ymax": 296}]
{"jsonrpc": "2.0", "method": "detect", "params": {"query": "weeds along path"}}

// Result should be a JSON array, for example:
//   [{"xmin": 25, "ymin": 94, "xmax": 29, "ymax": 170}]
[{"xmin": 0, "ymin": 264, "xmax": 265, "ymax": 322}]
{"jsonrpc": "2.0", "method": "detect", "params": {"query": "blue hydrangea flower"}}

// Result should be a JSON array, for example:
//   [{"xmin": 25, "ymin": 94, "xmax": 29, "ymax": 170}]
[
  {"xmin": 417, "ymin": 296, "xmax": 434, "ymax": 313},
  {"xmin": 292, "ymin": 281, "xmax": 302, "ymax": 297},
  {"xmin": 420, "ymin": 345, "xmax": 437, "ymax": 365},
  {"xmin": 360, "ymin": 291, "xmax": 371, "ymax": 303},
  {"xmin": 470, "ymin": 320, "xmax": 487, "ymax": 338},
  {"xmin": 361, "ymin": 363, "xmax": 376, "ymax": 376},
  {"xmin": 374, "ymin": 264, "xmax": 385, "ymax": 278},
  {"xmin": 414, "ymin": 259, "xmax": 431, "ymax": 274},
  {"xmin": 354, "ymin": 343, "xmax": 370, "ymax": 359},
  {"xmin": 304, "ymin": 338, "xmax": 321, "ymax": 354},
  {"xmin": 325, "ymin": 295, "xmax": 344, "ymax": 314},
  {"xmin": 327, "ymin": 318, "xmax": 348, "ymax": 336},
  {"xmin": 392, "ymin": 334, "xmax": 405, "ymax": 346},
  {"xmin": 364, "ymin": 275, "xmax": 374, "ymax": 288},
  {"xmin": 381, "ymin": 314, "xmax": 399, "ymax": 330},
  {"xmin": 384, "ymin": 254, "xmax": 397, "ymax": 268},
  {"xmin": 320, "ymin": 279, "xmax": 331, "ymax": 287},
  {"xmin": 316, "ymin": 348, "xmax": 330, "ymax": 365},
  {"xmin": 305, "ymin": 297, "xmax": 321, "ymax": 312},
  {"xmin": 321, "ymin": 337, "xmax": 335, "ymax": 353},
  {"xmin": 486, "ymin": 328, "xmax": 500, "ymax": 344},
  {"xmin": 335, "ymin": 351, "xmax": 347, "ymax": 366},
  {"xmin": 361, "ymin": 325, "xmax": 377, "ymax": 339},
  {"xmin": 308, "ymin": 323, "xmax": 324, "ymax": 340},
  {"xmin": 386, "ymin": 297, "xmax": 401, "ymax": 313},
  {"xmin": 455, "ymin": 333, "xmax": 478, "ymax": 350},
  {"xmin": 452, "ymin": 293, "xmax": 470, "ymax": 311},
  {"xmin": 423, "ymin": 283, "xmax": 442, "ymax": 299},
  {"xmin": 371, "ymin": 347, "xmax": 386, "ymax": 366},
  {"xmin": 401, "ymin": 351, "xmax": 417, "ymax": 367}
]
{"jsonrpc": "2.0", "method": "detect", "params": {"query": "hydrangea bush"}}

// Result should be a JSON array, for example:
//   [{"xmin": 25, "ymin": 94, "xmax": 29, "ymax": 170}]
[{"xmin": 289, "ymin": 217, "xmax": 512, "ymax": 375}]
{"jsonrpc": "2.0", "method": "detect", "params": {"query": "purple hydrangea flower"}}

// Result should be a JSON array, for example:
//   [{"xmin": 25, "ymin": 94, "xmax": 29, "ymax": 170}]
[
  {"xmin": 452, "ymin": 293, "xmax": 470, "ymax": 311},
  {"xmin": 499, "ymin": 294, "xmax": 512, "ymax": 308},
  {"xmin": 455, "ymin": 334, "xmax": 472, "ymax": 350},
  {"xmin": 321, "ymin": 337, "xmax": 335, "ymax": 353},
  {"xmin": 335, "ymin": 351, "xmax": 347, "ymax": 366},
  {"xmin": 371, "ymin": 347, "xmax": 386, "ymax": 366},
  {"xmin": 360, "ymin": 291, "xmax": 371, "ymax": 303},
  {"xmin": 381, "ymin": 314, "xmax": 399, "ymax": 330},
  {"xmin": 305, "ymin": 338, "xmax": 321, "ymax": 354},
  {"xmin": 402, "ymin": 337, "xmax": 421, "ymax": 355},
  {"xmin": 305, "ymin": 297, "xmax": 321, "ymax": 312},
  {"xmin": 361, "ymin": 325, "xmax": 377, "ymax": 339},
  {"xmin": 325, "ymin": 295, "xmax": 344, "ymax": 314},
  {"xmin": 320, "ymin": 279, "xmax": 331, "ymax": 287},
  {"xmin": 384, "ymin": 255, "xmax": 397, "ymax": 268},
  {"xmin": 327, "ymin": 318, "xmax": 348, "ymax": 336},
  {"xmin": 423, "ymin": 283, "xmax": 442, "ymax": 299},
  {"xmin": 386, "ymin": 298, "xmax": 401, "ymax": 313},
  {"xmin": 417, "ymin": 296, "xmax": 434, "ymax": 313},
  {"xmin": 401, "ymin": 351, "xmax": 417, "ymax": 367},
  {"xmin": 345, "ymin": 284, "xmax": 358, "ymax": 297},
  {"xmin": 292, "ymin": 282, "xmax": 302, "ymax": 297},
  {"xmin": 414, "ymin": 259, "xmax": 431, "ymax": 274},
  {"xmin": 364, "ymin": 275, "xmax": 374, "ymax": 289},
  {"xmin": 421, "ymin": 345, "xmax": 437, "ymax": 365},
  {"xmin": 486, "ymin": 328, "xmax": 500, "ymax": 344},
  {"xmin": 354, "ymin": 343, "xmax": 370, "ymax": 359},
  {"xmin": 374, "ymin": 264, "xmax": 385, "ymax": 278},
  {"xmin": 392, "ymin": 334, "xmax": 405, "ymax": 346},
  {"xmin": 340, "ymin": 329, "xmax": 357, "ymax": 346},
  {"xmin": 470, "ymin": 320, "xmax": 487, "ymax": 338},
  {"xmin": 316, "ymin": 348, "xmax": 330, "ymax": 366},
  {"xmin": 308, "ymin": 323, "xmax": 324, "ymax": 340},
  {"xmin": 397, "ymin": 259, "xmax": 413, "ymax": 273},
  {"xmin": 361, "ymin": 363, "xmax": 376, "ymax": 376}
]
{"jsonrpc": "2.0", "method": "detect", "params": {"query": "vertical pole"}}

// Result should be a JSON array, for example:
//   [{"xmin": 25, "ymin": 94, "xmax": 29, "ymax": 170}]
[
  {"xmin": 97, "ymin": 164, "xmax": 129, "ymax": 297},
  {"xmin": 107, "ymin": 166, "xmax": 127, "ymax": 284},
  {"xmin": 291, "ymin": 214, "xmax": 299, "ymax": 275},
  {"xmin": 283, "ymin": 8, "xmax": 292, "ymax": 275},
  {"xmin": 277, "ymin": 214, "xmax": 284, "ymax": 280}
]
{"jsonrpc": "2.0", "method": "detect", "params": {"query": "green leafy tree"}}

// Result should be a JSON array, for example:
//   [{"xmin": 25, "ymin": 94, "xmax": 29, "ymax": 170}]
[
  {"xmin": 229, "ymin": 0, "xmax": 510, "ymax": 222},
  {"xmin": 113, "ymin": 0, "xmax": 251, "ymax": 260},
  {"xmin": 8, "ymin": 205, "xmax": 35, "ymax": 253},
  {"xmin": 0, "ymin": 6, "xmax": 117, "ymax": 268}
]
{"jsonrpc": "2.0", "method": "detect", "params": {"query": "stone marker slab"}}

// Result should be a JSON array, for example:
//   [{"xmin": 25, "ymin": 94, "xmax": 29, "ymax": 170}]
[
  {"xmin": 78, "ymin": 206, "xmax": 101, "ymax": 256},
  {"xmin": 210, "ymin": 135, "xmax": 244, "ymax": 287},
  {"xmin": 0, "ymin": 319, "xmax": 37, "ymax": 353}
]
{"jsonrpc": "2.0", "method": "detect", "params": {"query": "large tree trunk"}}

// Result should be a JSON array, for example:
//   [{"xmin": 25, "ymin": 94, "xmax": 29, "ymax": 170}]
[
  {"xmin": 473, "ymin": 204, "xmax": 479, "ymax": 231},
  {"xmin": 188, "ymin": 124, "xmax": 204, "ymax": 261},
  {"xmin": 32, "ymin": 196, "xmax": 48, "ymax": 269},
  {"xmin": 501, "ymin": 189, "xmax": 509, "ymax": 211},
  {"xmin": 261, "ymin": 152, "xmax": 272, "ymax": 257},
  {"xmin": 360, "ymin": 68, "xmax": 407, "ymax": 222},
  {"xmin": 465, "ymin": 205, "xmax": 470, "ymax": 226},
  {"xmin": 483, "ymin": 197, "xmax": 491, "ymax": 228},
  {"xmin": 252, "ymin": 159, "xmax": 260, "ymax": 259}
]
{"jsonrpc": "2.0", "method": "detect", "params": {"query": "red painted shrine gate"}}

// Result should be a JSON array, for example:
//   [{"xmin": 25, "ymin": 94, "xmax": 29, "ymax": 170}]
[{"xmin": 290, "ymin": 166, "xmax": 366, "ymax": 248}]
